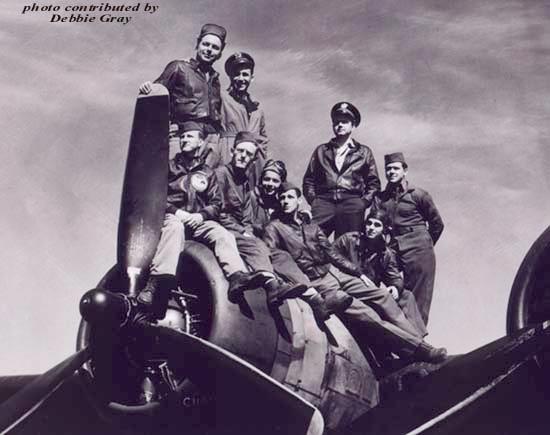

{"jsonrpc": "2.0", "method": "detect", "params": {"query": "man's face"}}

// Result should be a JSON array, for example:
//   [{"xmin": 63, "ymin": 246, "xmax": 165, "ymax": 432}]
[
  {"xmin": 279, "ymin": 189, "xmax": 300, "ymax": 215},
  {"xmin": 365, "ymin": 217, "xmax": 384, "ymax": 239},
  {"xmin": 385, "ymin": 162, "xmax": 407, "ymax": 184},
  {"xmin": 232, "ymin": 141, "xmax": 257, "ymax": 170},
  {"xmin": 180, "ymin": 130, "xmax": 203, "ymax": 154},
  {"xmin": 260, "ymin": 170, "xmax": 282, "ymax": 196},
  {"xmin": 196, "ymin": 34, "xmax": 223, "ymax": 65},
  {"xmin": 230, "ymin": 67, "xmax": 254, "ymax": 93},
  {"xmin": 332, "ymin": 117, "xmax": 355, "ymax": 137}
]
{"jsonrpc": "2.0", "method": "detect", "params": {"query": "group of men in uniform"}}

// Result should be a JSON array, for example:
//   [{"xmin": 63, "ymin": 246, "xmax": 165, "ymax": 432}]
[{"xmin": 136, "ymin": 23, "xmax": 447, "ymax": 366}]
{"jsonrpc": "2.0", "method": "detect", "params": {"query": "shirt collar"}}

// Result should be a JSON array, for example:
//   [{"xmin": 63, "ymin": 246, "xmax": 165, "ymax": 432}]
[{"xmin": 188, "ymin": 57, "xmax": 218, "ymax": 78}]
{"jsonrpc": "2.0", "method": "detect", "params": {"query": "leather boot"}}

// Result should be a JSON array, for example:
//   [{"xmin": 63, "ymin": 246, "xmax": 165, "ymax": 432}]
[
  {"xmin": 324, "ymin": 291, "xmax": 353, "ymax": 314},
  {"xmin": 137, "ymin": 274, "xmax": 176, "ymax": 320},
  {"xmin": 263, "ymin": 278, "xmax": 307, "ymax": 307},
  {"xmin": 227, "ymin": 271, "xmax": 254, "ymax": 303},
  {"xmin": 302, "ymin": 292, "xmax": 330, "ymax": 322},
  {"xmin": 413, "ymin": 342, "xmax": 448, "ymax": 363}
]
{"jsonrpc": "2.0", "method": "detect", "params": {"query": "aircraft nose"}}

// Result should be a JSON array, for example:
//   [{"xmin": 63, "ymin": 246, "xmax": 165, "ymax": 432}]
[{"xmin": 79, "ymin": 289, "xmax": 130, "ymax": 326}]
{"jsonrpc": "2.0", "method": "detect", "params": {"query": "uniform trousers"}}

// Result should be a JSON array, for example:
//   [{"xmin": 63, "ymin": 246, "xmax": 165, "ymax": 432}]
[
  {"xmin": 312, "ymin": 197, "xmax": 367, "ymax": 239},
  {"xmin": 231, "ymin": 232, "xmax": 275, "ymax": 273},
  {"xmin": 398, "ymin": 244, "xmax": 436, "ymax": 326},
  {"xmin": 311, "ymin": 265, "xmax": 423, "ymax": 357},
  {"xmin": 151, "ymin": 214, "xmax": 247, "ymax": 277}
]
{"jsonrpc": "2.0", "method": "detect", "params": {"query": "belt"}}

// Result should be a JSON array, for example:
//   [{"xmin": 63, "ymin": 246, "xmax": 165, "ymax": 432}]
[{"xmin": 392, "ymin": 225, "xmax": 426, "ymax": 236}]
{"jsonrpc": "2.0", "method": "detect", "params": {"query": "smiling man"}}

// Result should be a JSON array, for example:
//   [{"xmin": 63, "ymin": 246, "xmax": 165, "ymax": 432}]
[
  {"xmin": 303, "ymin": 102, "xmax": 381, "ymax": 238},
  {"xmin": 373, "ymin": 152, "xmax": 444, "ymax": 325},
  {"xmin": 218, "ymin": 52, "xmax": 268, "ymax": 180},
  {"xmin": 214, "ymin": 132, "xmax": 312, "ymax": 309},
  {"xmin": 139, "ymin": 23, "xmax": 227, "ymax": 163}
]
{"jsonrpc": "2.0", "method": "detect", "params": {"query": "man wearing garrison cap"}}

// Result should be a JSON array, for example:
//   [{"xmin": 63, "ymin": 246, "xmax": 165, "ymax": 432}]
[
  {"xmin": 139, "ymin": 24, "xmax": 227, "ymax": 165},
  {"xmin": 215, "ymin": 132, "xmax": 312, "ymax": 310},
  {"xmin": 219, "ymin": 51, "xmax": 268, "ymax": 185},
  {"xmin": 302, "ymin": 102, "xmax": 381, "ymax": 239},
  {"xmin": 373, "ymin": 152, "xmax": 444, "ymax": 325},
  {"xmin": 136, "ymin": 122, "xmax": 258, "ymax": 319}
]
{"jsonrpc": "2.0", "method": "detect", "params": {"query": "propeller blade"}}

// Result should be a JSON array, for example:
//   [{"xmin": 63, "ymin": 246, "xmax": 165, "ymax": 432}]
[
  {"xmin": 136, "ymin": 323, "xmax": 324, "ymax": 435},
  {"xmin": 117, "ymin": 84, "xmax": 170, "ymax": 296},
  {"xmin": 0, "ymin": 347, "xmax": 91, "ymax": 434}
]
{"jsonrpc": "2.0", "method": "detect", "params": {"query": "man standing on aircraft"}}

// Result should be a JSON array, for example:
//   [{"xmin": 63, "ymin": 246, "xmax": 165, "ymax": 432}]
[
  {"xmin": 264, "ymin": 182, "xmax": 447, "ymax": 363},
  {"xmin": 138, "ymin": 23, "xmax": 226, "ymax": 166},
  {"xmin": 373, "ymin": 152, "xmax": 444, "ymax": 325},
  {"xmin": 302, "ymin": 102, "xmax": 381, "ymax": 238},
  {"xmin": 334, "ymin": 209, "xmax": 427, "ymax": 337},
  {"xmin": 136, "ymin": 122, "xmax": 256, "ymax": 319},
  {"xmin": 219, "ymin": 51, "xmax": 268, "ymax": 183}
]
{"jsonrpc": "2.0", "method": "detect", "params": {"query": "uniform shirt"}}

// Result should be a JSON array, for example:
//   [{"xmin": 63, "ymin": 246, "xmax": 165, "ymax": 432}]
[
  {"xmin": 263, "ymin": 215, "xmax": 361, "ymax": 280},
  {"xmin": 333, "ymin": 137, "xmax": 353, "ymax": 172},
  {"xmin": 220, "ymin": 90, "xmax": 268, "ymax": 153},
  {"xmin": 334, "ymin": 232, "xmax": 404, "ymax": 292},
  {"xmin": 373, "ymin": 181, "xmax": 444, "ymax": 252},
  {"xmin": 166, "ymin": 154, "xmax": 221, "ymax": 221},
  {"xmin": 154, "ymin": 58, "xmax": 222, "ymax": 132},
  {"xmin": 302, "ymin": 138, "xmax": 380, "ymax": 205},
  {"xmin": 215, "ymin": 164, "xmax": 254, "ymax": 234}
]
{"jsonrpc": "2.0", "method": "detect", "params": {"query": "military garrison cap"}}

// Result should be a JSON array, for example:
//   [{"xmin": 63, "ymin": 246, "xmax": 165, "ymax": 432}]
[
  {"xmin": 225, "ymin": 52, "xmax": 255, "ymax": 76},
  {"xmin": 331, "ymin": 102, "xmax": 361, "ymax": 126},
  {"xmin": 384, "ymin": 152, "xmax": 407, "ymax": 167},
  {"xmin": 199, "ymin": 23, "xmax": 227, "ymax": 45},
  {"xmin": 280, "ymin": 182, "xmax": 302, "ymax": 197},
  {"xmin": 180, "ymin": 121, "xmax": 204, "ymax": 134},
  {"xmin": 234, "ymin": 131, "xmax": 258, "ymax": 147}
]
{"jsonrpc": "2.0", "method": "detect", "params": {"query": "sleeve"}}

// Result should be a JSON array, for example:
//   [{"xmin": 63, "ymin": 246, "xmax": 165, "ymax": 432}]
[
  {"xmin": 198, "ymin": 171, "xmax": 222, "ymax": 221},
  {"xmin": 257, "ymin": 111, "xmax": 269, "ymax": 154},
  {"xmin": 302, "ymin": 150, "xmax": 318, "ymax": 205},
  {"xmin": 360, "ymin": 148, "xmax": 381, "ymax": 206},
  {"xmin": 263, "ymin": 223, "xmax": 281, "ymax": 250},
  {"xmin": 383, "ymin": 248, "xmax": 404, "ymax": 292},
  {"xmin": 417, "ymin": 190, "xmax": 444, "ymax": 244},
  {"xmin": 317, "ymin": 229, "xmax": 362, "ymax": 277},
  {"xmin": 153, "ymin": 60, "xmax": 182, "ymax": 92},
  {"xmin": 241, "ymin": 189, "xmax": 255, "ymax": 234}
]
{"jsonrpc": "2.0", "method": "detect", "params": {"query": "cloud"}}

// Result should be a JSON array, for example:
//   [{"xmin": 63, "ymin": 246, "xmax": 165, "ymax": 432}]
[{"xmin": 1, "ymin": 0, "xmax": 550, "ymax": 371}]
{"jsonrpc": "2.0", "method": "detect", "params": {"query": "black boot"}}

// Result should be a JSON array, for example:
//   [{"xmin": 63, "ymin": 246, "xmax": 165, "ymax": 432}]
[
  {"xmin": 137, "ymin": 274, "xmax": 176, "ymax": 320},
  {"xmin": 413, "ymin": 342, "xmax": 448, "ymax": 363},
  {"xmin": 263, "ymin": 278, "xmax": 307, "ymax": 307},
  {"xmin": 227, "ymin": 271, "xmax": 254, "ymax": 303},
  {"xmin": 324, "ymin": 291, "xmax": 353, "ymax": 314},
  {"xmin": 303, "ymin": 293, "xmax": 330, "ymax": 322}
]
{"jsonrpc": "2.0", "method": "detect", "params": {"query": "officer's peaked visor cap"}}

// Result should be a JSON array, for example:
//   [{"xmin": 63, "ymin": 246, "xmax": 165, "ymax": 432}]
[
  {"xmin": 331, "ymin": 102, "xmax": 361, "ymax": 126},
  {"xmin": 225, "ymin": 52, "xmax": 255, "ymax": 76}
]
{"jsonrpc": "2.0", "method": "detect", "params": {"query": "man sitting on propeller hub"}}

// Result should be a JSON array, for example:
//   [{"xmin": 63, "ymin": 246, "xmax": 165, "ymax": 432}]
[{"xmin": 136, "ymin": 122, "xmax": 259, "ymax": 319}]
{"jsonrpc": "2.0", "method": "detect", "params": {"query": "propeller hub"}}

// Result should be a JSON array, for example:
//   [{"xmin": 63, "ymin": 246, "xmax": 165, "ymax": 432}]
[{"xmin": 79, "ymin": 289, "xmax": 131, "ymax": 326}]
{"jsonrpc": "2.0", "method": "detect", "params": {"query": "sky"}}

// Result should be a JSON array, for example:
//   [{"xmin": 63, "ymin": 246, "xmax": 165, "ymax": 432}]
[{"xmin": 1, "ymin": 0, "xmax": 549, "ymax": 374}]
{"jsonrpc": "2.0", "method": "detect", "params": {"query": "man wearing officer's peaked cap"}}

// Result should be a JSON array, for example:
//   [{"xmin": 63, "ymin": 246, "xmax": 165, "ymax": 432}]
[{"xmin": 303, "ymin": 102, "xmax": 381, "ymax": 238}]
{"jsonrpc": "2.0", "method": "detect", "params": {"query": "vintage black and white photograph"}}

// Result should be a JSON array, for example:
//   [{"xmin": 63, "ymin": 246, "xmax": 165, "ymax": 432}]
[{"xmin": 1, "ymin": 0, "xmax": 550, "ymax": 433}]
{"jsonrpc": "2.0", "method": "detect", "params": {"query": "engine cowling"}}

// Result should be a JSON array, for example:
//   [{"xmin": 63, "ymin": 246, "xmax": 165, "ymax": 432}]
[
  {"xmin": 77, "ymin": 241, "xmax": 379, "ymax": 430},
  {"xmin": 507, "ymin": 225, "xmax": 550, "ymax": 333}
]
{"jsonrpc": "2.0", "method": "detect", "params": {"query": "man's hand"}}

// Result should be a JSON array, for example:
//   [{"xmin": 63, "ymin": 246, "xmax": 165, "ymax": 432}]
[
  {"xmin": 186, "ymin": 213, "xmax": 204, "ymax": 229},
  {"xmin": 139, "ymin": 81, "xmax": 153, "ymax": 95},
  {"xmin": 242, "ymin": 232, "xmax": 254, "ymax": 238},
  {"xmin": 360, "ymin": 274, "xmax": 376, "ymax": 288},
  {"xmin": 387, "ymin": 286, "xmax": 399, "ymax": 300},
  {"xmin": 175, "ymin": 209, "xmax": 191, "ymax": 223}
]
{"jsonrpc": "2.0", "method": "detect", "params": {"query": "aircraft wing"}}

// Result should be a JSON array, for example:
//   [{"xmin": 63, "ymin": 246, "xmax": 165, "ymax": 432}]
[{"xmin": 339, "ymin": 321, "xmax": 550, "ymax": 435}]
